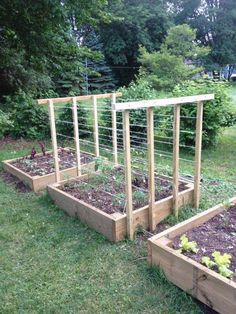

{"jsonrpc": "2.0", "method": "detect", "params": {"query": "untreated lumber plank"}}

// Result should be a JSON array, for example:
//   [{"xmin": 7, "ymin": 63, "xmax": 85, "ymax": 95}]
[
  {"xmin": 173, "ymin": 104, "xmax": 180, "ymax": 216},
  {"xmin": 147, "ymin": 107, "xmax": 155, "ymax": 231},
  {"xmin": 72, "ymin": 97, "xmax": 81, "ymax": 176},
  {"xmin": 37, "ymin": 92, "xmax": 122, "ymax": 105},
  {"xmin": 111, "ymin": 93, "xmax": 118, "ymax": 165},
  {"xmin": 194, "ymin": 101, "xmax": 203, "ymax": 208},
  {"xmin": 48, "ymin": 99, "xmax": 60, "ymax": 182},
  {"xmin": 113, "ymin": 94, "xmax": 214, "ymax": 111},
  {"xmin": 92, "ymin": 95, "xmax": 99, "ymax": 157},
  {"xmin": 123, "ymin": 110, "xmax": 134, "ymax": 240}
]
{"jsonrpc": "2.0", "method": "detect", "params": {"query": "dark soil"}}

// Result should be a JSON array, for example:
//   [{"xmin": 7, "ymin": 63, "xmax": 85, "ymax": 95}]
[
  {"xmin": 173, "ymin": 206, "xmax": 236, "ymax": 282},
  {"xmin": 0, "ymin": 171, "xmax": 31, "ymax": 193},
  {"xmin": 60, "ymin": 167, "xmax": 187, "ymax": 215},
  {"xmin": 10, "ymin": 148, "xmax": 94, "ymax": 177}
]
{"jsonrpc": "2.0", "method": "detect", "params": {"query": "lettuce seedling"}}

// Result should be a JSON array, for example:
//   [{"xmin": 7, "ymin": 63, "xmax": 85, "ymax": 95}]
[
  {"xmin": 179, "ymin": 234, "xmax": 199, "ymax": 253},
  {"xmin": 201, "ymin": 256, "xmax": 216, "ymax": 269},
  {"xmin": 212, "ymin": 251, "xmax": 234, "ymax": 279}
]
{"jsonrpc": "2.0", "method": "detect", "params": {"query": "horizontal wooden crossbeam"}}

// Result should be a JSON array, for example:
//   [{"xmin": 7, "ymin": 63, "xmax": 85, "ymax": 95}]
[
  {"xmin": 37, "ymin": 92, "xmax": 122, "ymax": 105},
  {"xmin": 113, "ymin": 94, "xmax": 215, "ymax": 111}
]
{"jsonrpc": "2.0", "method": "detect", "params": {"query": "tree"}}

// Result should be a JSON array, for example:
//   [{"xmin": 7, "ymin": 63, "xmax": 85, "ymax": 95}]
[
  {"xmin": 169, "ymin": 0, "xmax": 236, "ymax": 75},
  {"xmin": 80, "ymin": 29, "xmax": 115, "ymax": 93},
  {"xmin": 0, "ymin": 0, "xmax": 109, "ymax": 99},
  {"xmin": 138, "ymin": 24, "xmax": 208, "ymax": 90},
  {"xmin": 99, "ymin": 0, "xmax": 172, "ymax": 86}
]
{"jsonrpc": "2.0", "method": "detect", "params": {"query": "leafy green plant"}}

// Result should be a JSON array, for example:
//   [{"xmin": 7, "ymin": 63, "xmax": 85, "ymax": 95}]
[
  {"xmin": 179, "ymin": 234, "xmax": 198, "ymax": 253},
  {"xmin": 133, "ymin": 190, "xmax": 147, "ymax": 204},
  {"xmin": 0, "ymin": 109, "xmax": 13, "ymax": 138},
  {"xmin": 172, "ymin": 79, "xmax": 236, "ymax": 147},
  {"xmin": 3, "ymin": 91, "xmax": 50, "ymax": 139},
  {"xmin": 212, "ymin": 251, "xmax": 232, "ymax": 268},
  {"xmin": 201, "ymin": 256, "xmax": 216, "ymax": 269},
  {"xmin": 202, "ymin": 251, "xmax": 234, "ymax": 279},
  {"xmin": 57, "ymin": 104, "xmax": 92, "ymax": 139}
]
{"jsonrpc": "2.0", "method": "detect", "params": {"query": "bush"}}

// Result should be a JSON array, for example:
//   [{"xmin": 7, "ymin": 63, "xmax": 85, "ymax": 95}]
[
  {"xmin": 172, "ymin": 79, "xmax": 236, "ymax": 147},
  {"xmin": 57, "ymin": 105, "xmax": 92, "ymax": 139},
  {"xmin": 3, "ymin": 91, "xmax": 50, "ymax": 139},
  {"xmin": 100, "ymin": 80, "xmax": 161, "ymax": 144},
  {"xmin": 0, "ymin": 109, "xmax": 13, "ymax": 138}
]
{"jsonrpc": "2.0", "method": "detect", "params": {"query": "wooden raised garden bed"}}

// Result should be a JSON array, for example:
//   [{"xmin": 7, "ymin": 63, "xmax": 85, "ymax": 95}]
[
  {"xmin": 148, "ymin": 197, "xmax": 236, "ymax": 314},
  {"xmin": 47, "ymin": 167, "xmax": 194, "ymax": 242},
  {"xmin": 2, "ymin": 148, "xmax": 95, "ymax": 192}
]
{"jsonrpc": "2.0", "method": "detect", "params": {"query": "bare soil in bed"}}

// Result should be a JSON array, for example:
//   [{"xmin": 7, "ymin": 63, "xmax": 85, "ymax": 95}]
[
  {"xmin": 10, "ymin": 149, "xmax": 93, "ymax": 177},
  {"xmin": 60, "ymin": 167, "xmax": 187, "ymax": 215},
  {"xmin": 173, "ymin": 206, "xmax": 236, "ymax": 282}
]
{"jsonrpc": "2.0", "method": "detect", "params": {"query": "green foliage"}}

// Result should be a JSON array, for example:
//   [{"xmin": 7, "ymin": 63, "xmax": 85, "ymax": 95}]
[
  {"xmin": 201, "ymin": 256, "xmax": 216, "ymax": 269},
  {"xmin": 100, "ymin": 0, "xmax": 171, "ymax": 85},
  {"xmin": 138, "ymin": 24, "xmax": 207, "ymax": 91},
  {"xmin": 0, "ymin": 0, "xmax": 110, "ymax": 98},
  {"xmin": 162, "ymin": 24, "xmax": 209, "ymax": 60},
  {"xmin": 3, "ymin": 91, "xmax": 50, "ymax": 139},
  {"xmin": 202, "ymin": 251, "xmax": 234, "ymax": 279},
  {"xmin": 139, "ymin": 48, "xmax": 199, "ymax": 91},
  {"xmin": 172, "ymin": 79, "xmax": 236, "ymax": 147},
  {"xmin": 0, "ymin": 110, "xmax": 13, "ymax": 139},
  {"xmin": 212, "ymin": 251, "xmax": 232, "ymax": 268},
  {"xmin": 170, "ymin": 0, "xmax": 236, "ymax": 71},
  {"xmin": 80, "ymin": 29, "xmax": 115, "ymax": 93},
  {"xmin": 179, "ymin": 234, "xmax": 199, "ymax": 253},
  {"xmin": 57, "ymin": 105, "xmax": 92, "ymax": 139},
  {"xmin": 100, "ymin": 79, "xmax": 160, "ymax": 143}
]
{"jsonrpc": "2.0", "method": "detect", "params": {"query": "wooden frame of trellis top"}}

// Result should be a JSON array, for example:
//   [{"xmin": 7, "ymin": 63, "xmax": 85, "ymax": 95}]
[{"xmin": 113, "ymin": 93, "xmax": 215, "ymax": 240}]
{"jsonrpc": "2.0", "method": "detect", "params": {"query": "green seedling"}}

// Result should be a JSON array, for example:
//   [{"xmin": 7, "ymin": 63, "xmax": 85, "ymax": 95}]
[
  {"xmin": 179, "ymin": 234, "xmax": 198, "ymax": 253},
  {"xmin": 201, "ymin": 256, "xmax": 216, "ymax": 269}
]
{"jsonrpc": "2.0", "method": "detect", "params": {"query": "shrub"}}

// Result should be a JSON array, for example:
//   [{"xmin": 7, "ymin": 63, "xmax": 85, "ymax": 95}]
[
  {"xmin": 172, "ymin": 79, "xmax": 236, "ymax": 147},
  {"xmin": 100, "ymin": 79, "xmax": 161, "ymax": 145},
  {"xmin": 3, "ymin": 91, "xmax": 50, "ymax": 139},
  {"xmin": 0, "ymin": 109, "xmax": 13, "ymax": 138},
  {"xmin": 57, "ymin": 105, "xmax": 92, "ymax": 139}
]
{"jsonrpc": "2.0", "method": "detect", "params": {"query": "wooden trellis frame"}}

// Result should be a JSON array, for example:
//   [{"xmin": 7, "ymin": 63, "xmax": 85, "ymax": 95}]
[
  {"xmin": 113, "ymin": 94, "xmax": 215, "ymax": 239},
  {"xmin": 37, "ymin": 92, "xmax": 122, "ymax": 182}
]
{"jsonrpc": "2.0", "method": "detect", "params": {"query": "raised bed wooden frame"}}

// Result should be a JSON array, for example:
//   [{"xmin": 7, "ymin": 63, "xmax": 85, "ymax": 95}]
[
  {"xmin": 148, "ymin": 197, "xmax": 236, "ymax": 314},
  {"xmin": 47, "ymin": 174, "xmax": 194, "ymax": 242},
  {"xmin": 2, "ymin": 148, "xmax": 95, "ymax": 192}
]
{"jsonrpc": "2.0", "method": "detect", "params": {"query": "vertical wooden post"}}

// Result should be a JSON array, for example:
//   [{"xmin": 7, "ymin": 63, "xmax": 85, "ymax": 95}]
[
  {"xmin": 92, "ymin": 95, "xmax": 99, "ymax": 157},
  {"xmin": 173, "ymin": 104, "xmax": 181, "ymax": 217},
  {"xmin": 48, "ymin": 99, "xmax": 60, "ymax": 182},
  {"xmin": 194, "ymin": 101, "xmax": 204, "ymax": 208},
  {"xmin": 123, "ymin": 110, "xmax": 134, "ymax": 240},
  {"xmin": 111, "ymin": 93, "xmax": 118, "ymax": 166},
  {"xmin": 72, "ymin": 97, "xmax": 81, "ymax": 177},
  {"xmin": 147, "ymin": 107, "xmax": 155, "ymax": 231}
]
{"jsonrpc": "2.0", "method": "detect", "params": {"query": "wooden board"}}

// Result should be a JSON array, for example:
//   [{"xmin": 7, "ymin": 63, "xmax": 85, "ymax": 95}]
[
  {"xmin": 113, "ymin": 94, "xmax": 215, "ymax": 111},
  {"xmin": 38, "ymin": 92, "xmax": 122, "ymax": 105},
  {"xmin": 148, "ymin": 197, "xmax": 236, "ymax": 314},
  {"xmin": 47, "ymin": 175, "xmax": 194, "ymax": 242},
  {"xmin": 2, "ymin": 148, "xmax": 95, "ymax": 192}
]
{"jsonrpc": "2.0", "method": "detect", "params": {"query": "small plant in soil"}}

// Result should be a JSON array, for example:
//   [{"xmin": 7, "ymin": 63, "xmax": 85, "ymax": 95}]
[
  {"xmin": 112, "ymin": 193, "xmax": 126, "ymax": 210},
  {"xmin": 133, "ymin": 190, "xmax": 147, "ymax": 205},
  {"xmin": 202, "ymin": 251, "xmax": 234, "ymax": 279},
  {"xmin": 30, "ymin": 147, "xmax": 37, "ymax": 159},
  {"xmin": 179, "ymin": 234, "xmax": 198, "ymax": 253},
  {"xmin": 39, "ymin": 142, "xmax": 46, "ymax": 156}
]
